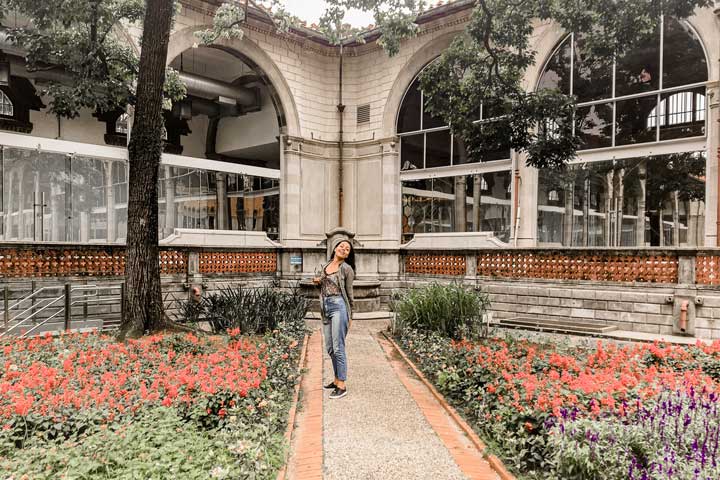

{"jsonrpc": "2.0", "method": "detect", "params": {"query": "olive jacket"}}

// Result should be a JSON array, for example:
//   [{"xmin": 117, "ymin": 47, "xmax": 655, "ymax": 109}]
[{"xmin": 318, "ymin": 261, "xmax": 355, "ymax": 324}]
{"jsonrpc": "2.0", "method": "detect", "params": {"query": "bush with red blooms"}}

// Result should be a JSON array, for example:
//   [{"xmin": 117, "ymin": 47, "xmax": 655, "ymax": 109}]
[
  {"xmin": 0, "ymin": 322, "xmax": 305, "ymax": 479},
  {"xmin": 397, "ymin": 329, "xmax": 720, "ymax": 479}
]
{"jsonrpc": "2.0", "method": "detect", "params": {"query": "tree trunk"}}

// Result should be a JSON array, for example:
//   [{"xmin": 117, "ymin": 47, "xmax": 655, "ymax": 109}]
[{"xmin": 119, "ymin": 0, "xmax": 174, "ymax": 340}]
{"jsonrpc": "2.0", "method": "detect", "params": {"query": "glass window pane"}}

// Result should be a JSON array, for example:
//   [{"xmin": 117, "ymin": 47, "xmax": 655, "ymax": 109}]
[
  {"xmin": 663, "ymin": 17, "xmax": 708, "ymax": 89},
  {"xmin": 576, "ymin": 103, "xmax": 613, "ymax": 149},
  {"xmin": 476, "ymin": 172, "xmax": 511, "ymax": 242},
  {"xmin": 658, "ymin": 87, "xmax": 706, "ymax": 141},
  {"xmin": 401, "ymin": 178, "xmax": 432, "ymax": 242},
  {"xmin": 645, "ymin": 152, "xmax": 705, "ymax": 246},
  {"xmin": 615, "ymin": 95, "xmax": 658, "ymax": 146},
  {"xmin": 425, "ymin": 130, "xmax": 451, "ymax": 169},
  {"xmin": 71, "ymin": 157, "xmax": 108, "ymax": 243},
  {"xmin": 400, "ymin": 134, "xmax": 424, "ymax": 171},
  {"xmin": 615, "ymin": 26, "xmax": 660, "ymax": 97},
  {"xmin": 431, "ymin": 176, "xmax": 455, "ymax": 232},
  {"xmin": 2, "ymin": 149, "xmax": 69, "ymax": 242},
  {"xmin": 422, "ymin": 93, "xmax": 447, "ymax": 130},
  {"xmin": 397, "ymin": 78, "xmax": 422, "ymax": 133},
  {"xmin": 539, "ymin": 152, "xmax": 706, "ymax": 247},
  {"xmin": 537, "ymin": 35, "xmax": 571, "ymax": 95},
  {"xmin": 537, "ymin": 168, "xmax": 568, "ymax": 244},
  {"xmin": 573, "ymin": 35, "xmax": 612, "ymax": 102}
]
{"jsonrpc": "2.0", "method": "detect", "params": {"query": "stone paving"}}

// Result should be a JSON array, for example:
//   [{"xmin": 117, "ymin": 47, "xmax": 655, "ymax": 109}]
[{"xmin": 286, "ymin": 320, "xmax": 500, "ymax": 480}]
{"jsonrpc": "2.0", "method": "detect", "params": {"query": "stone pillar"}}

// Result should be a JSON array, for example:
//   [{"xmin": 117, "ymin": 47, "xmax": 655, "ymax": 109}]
[
  {"xmin": 215, "ymin": 172, "xmax": 228, "ymax": 230},
  {"xmin": 516, "ymin": 151, "xmax": 538, "ymax": 246},
  {"xmin": 672, "ymin": 191, "xmax": 681, "ymax": 247},
  {"xmin": 80, "ymin": 212, "xmax": 89, "ymax": 243},
  {"xmin": 637, "ymin": 161, "xmax": 647, "ymax": 246},
  {"xmin": 605, "ymin": 170, "xmax": 614, "ymax": 246},
  {"xmin": 163, "ymin": 165, "xmax": 176, "ymax": 237},
  {"xmin": 582, "ymin": 176, "xmax": 590, "ymax": 246},
  {"xmin": 616, "ymin": 168, "xmax": 625, "ymax": 246},
  {"xmin": 104, "ymin": 160, "xmax": 116, "ymax": 242},
  {"xmin": 706, "ymin": 84, "xmax": 719, "ymax": 246},
  {"xmin": 472, "ymin": 175, "xmax": 482, "ymax": 232},
  {"xmin": 50, "ymin": 183, "xmax": 62, "ymax": 242},
  {"xmin": 382, "ymin": 139, "xmax": 402, "ymax": 244},
  {"xmin": 562, "ymin": 181, "xmax": 574, "ymax": 245},
  {"xmin": 454, "ymin": 175, "xmax": 467, "ymax": 232}
]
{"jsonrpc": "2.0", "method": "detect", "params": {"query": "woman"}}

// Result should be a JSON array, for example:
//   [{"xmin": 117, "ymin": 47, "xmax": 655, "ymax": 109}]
[{"xmin": 313, "ymin": 239, "xmax": 355, "ymax": 399}]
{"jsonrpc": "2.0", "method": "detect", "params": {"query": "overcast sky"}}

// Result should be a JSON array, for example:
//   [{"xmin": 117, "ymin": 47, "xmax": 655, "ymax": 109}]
[{"xmin": 279, "ymin": 1, "xmax": 375, "ymax": 27}]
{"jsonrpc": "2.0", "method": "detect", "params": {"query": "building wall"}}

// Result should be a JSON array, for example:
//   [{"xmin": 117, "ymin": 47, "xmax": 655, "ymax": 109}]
[{"xmin": 2, "ymin": 1, "xmax": 717, "ymax": 250}]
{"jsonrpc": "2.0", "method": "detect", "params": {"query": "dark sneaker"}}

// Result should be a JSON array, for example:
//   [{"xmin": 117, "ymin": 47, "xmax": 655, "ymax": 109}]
[
  {"xmin": 323, "ymin": 381, "xmax": 336, "ymax": 390},
  {"xmin": 329, "ymin": 387, "xmax": 347, "ymax": 399}
]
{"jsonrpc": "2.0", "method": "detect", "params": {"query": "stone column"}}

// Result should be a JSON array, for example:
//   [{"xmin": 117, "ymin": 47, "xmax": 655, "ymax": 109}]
[
  {"xmin": 637, "ymin": 161, "xmax": 647, "ymax": 246},
  {"xmin": 163, "ymin": 165, "xmax": 176, "ymax": 237},
  {"xmin": 672, "ymin": 191, "xmax": 680, "ymax": 247},
  {"xmin": 50, "ymin": 183, "xmax": 62, "ymax": 242},
  {"xmin": 104, "ymin": 160, "xmax": 116, "ymax": 242},
  {"xmin": 605, "ymin": 170, "xmax": 614, "ymax": 246},
  {"xmin": 563, "ymin": 181, "xmax": 574, "ymax": 245},
  {"xmin": 454, "ymin": 175, "xmax": 467, "ymax": 232},
  {"xmin": 616, "ymin": 168, "xmax": 625, "ymax": 246},
  {"xmin": 472, "ymin": 175, "xmax": 482, "ymax": 232},
  {"xmin": 516, "ymin": 151, "xmax": 538, "ymax": 246},
  {"xmin": 706, "ymin": 84, "xmax": 719, "ymax": 246},
  {"xmin": 215, "ymin": 172, "xmax": 228, "ymax": 230}
]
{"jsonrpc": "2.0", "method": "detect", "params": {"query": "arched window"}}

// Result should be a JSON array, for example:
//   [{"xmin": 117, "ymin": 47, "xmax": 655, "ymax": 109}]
[
  {"xmin": 0, "ymin": 90, "xmax": 13, "ymax": 117},
  {"xmin": 536, "ymin": 17, "xmax": 709, "ymax": 248},
  {"xmin": 537, "ymin": 17, "xmax": 708, "ymax": 149},
  {"xmin": 396, "ymin": 65, "xmax": 512, "ymax": 244}
]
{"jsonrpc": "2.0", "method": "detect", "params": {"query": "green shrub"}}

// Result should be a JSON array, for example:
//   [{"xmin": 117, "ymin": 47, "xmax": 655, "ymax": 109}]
[
  {"xmin": 0, "ymin": 407, "xmax": 285, "ymax": 480},
  {"xmin": 390, "ymin": 282, "xmax": 490, "ymax": 339},
  {"xmin": 181, "ymin": 284, "xmax": 309, "ymax": 335}
]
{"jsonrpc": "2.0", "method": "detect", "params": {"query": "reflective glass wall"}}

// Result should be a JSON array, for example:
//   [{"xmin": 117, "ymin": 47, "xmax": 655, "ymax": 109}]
[
  {"xmin": 537, "ymin": 152, "xmax": 705, "ymax": 247},
  {"xmin": 402, "ymin": 171, "xmax": 511, "ymax": 243},
  {"xmin": 1, "ymin": 146, "xmax": 279, "ymax": 243}
]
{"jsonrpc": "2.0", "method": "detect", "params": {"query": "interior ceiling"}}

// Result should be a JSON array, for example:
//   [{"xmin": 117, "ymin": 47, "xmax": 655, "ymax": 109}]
[
  {"xmin": 220, "ymin": 143, "xmax": 279, "ymax": 166},
  {"xmin": 169, "ymin": 46, "xmax": 252, "ymax": 83}
]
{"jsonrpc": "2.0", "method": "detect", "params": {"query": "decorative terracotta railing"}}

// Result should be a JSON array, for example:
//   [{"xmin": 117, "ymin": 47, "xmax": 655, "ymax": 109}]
[
  {"xmin": 476, "ymin": 251, "xmax": 679, "ymax": 283},
  {"xmin": 198, "ymin": 251, "xmax": 277, "ymax": 274},
  {"xmin": 695, "ymin": 255, "xmax": 720, "ymax": 285},
  {"xmin": 405, "ymin": 253, "xmax": 466, "ymax": 276},
  {"xmin": 0, "ymin": 246, "xmax": 277, "ymax": 277}
]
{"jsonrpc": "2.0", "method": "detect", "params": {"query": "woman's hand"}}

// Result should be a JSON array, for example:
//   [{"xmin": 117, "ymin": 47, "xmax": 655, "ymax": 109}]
[{"xmin": 312, "ymin": 276, "xmax": 321, "ymax": 285}]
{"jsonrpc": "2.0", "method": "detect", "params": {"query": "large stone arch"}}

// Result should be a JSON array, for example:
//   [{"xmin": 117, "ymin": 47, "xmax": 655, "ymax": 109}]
[
  {"xmin": 381, "ymin": 28, "xmax": 465, "ymax": 138},
  {"xmin": 167, "ymin": 25, "xmax": 301, "ymax": 138}
]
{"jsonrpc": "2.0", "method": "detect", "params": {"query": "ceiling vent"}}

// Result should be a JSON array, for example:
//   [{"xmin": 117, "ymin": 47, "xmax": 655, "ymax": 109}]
[{"xmin": 356, "ymin": 103, "xmax": 371, "ymax": 125}]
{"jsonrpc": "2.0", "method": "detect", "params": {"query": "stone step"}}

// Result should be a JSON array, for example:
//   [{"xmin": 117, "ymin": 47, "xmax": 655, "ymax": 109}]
[{"xmin": 497, "ymin": 316, "xmax": 618, "ymax": 335}]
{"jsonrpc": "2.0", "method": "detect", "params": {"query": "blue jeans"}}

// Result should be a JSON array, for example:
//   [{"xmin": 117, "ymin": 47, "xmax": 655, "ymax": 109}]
[{"xmin": 323, "ymin": 296, "xmax": 349, "ymax": 382}]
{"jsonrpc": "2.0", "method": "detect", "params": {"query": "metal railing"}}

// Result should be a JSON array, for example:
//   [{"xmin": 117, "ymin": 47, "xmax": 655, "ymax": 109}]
[{"xmin": 1, "ymin": 283, "xmax": 125, "ymax": 338}]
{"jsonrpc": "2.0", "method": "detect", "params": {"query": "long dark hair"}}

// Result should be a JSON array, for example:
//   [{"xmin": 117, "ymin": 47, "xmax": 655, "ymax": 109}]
[{"xmin": 330, "ymin": 240, "xmax": 356, "ymax": 272}]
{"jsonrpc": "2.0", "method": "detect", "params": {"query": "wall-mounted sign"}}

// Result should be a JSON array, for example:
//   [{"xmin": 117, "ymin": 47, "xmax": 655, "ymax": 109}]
[{"xmin": 290, "ymin": 255, "xmax": 303, "ymax": 266}]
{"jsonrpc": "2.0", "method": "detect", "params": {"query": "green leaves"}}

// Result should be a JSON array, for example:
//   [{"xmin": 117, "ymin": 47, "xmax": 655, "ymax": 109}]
[
  {"xmin": 0, "ymin": 0, "xmax": 184, "ymax": 118},
  {"xmin": 419, "ymin": 0, "xmax": 709, "ymax": 170}
]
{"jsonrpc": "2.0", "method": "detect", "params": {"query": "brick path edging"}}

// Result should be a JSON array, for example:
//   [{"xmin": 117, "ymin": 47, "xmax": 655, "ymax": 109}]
[
  {"xmin": 275, "ymin": 333, "xmax": 309, "ymax": 480},
  {"xmin": 382, "ymin": 332, "xmax": 517, "ymax": 480}
]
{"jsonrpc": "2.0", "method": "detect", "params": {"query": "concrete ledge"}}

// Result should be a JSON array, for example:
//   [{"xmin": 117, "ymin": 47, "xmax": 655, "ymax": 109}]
[
  {"xmin": 160, "ymin": 228, "xmax": 282, "ymax": 248},
  {"xmin": 401, "ymin": 232, "xmax": 508, "ymax": 250}
]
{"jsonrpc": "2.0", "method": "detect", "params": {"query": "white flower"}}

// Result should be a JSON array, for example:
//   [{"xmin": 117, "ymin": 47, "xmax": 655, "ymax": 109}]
[{"xmin": 210, "ymin": 466, "xmax": 228, "ymax": 478}]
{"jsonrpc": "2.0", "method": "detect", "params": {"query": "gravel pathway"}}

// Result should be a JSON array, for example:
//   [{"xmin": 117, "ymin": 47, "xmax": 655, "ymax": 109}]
[{"xmin": 322, "ymin": 321, "xmax": 468, "ymax": 480}]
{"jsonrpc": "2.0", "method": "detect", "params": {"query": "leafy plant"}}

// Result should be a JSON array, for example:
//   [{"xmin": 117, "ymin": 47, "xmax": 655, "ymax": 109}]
[
  {"xmin": 390, "ymin": 283, "xmax": 490, "ymax": 339},
  {"xmin": 181, "ymin": 284, "xmax": 309, "ymax": 336}
]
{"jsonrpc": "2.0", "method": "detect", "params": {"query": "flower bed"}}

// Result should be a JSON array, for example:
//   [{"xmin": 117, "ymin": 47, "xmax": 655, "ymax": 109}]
[
  {"xmin": 0, "ymin": 321, "xmax": 305, "ymax": 479},
  {"xmin": 397, "ymin": 329, "xmax": 720, "ymax": 479}
]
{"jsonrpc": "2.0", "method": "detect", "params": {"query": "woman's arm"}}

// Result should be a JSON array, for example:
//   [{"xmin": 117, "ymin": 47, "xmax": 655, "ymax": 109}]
[{"xmin": 344, "ymin": 264, "xmax": 355, "ymax": 310}]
